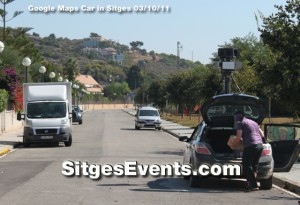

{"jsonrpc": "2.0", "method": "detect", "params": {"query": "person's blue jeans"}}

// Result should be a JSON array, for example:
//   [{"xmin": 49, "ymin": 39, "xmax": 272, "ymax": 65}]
[{"xmin": 242, "ymin": 143, "xmax": 263, "ymax": 188}]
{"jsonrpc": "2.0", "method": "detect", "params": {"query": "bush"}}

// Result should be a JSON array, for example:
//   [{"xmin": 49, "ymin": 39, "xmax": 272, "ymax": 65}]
[{"xmin": 0, "ymin": 89, "xmax": 8, "ymax": 112}]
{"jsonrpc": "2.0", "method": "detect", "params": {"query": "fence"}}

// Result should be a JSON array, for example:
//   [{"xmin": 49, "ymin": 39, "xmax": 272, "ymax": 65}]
[{"xmin": 80, "ymin": 103, "xmax": 134, "ymax": 111}]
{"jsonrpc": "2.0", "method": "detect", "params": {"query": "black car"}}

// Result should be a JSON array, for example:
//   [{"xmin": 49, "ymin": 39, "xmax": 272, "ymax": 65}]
[
  {"xmin": 179, "ymin": 93, "xmax": 300, "ymax": 189},
  {"xmin": 72, "ymin": 105, "xmax": 83, "ymax": 124}
]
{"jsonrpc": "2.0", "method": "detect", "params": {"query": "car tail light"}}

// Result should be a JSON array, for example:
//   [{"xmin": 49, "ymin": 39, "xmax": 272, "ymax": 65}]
[
  {"xmin": 261, "ymin": 146, "xmax": 272, "ymax": 156},
  {"xmin": 195, "ymin": 144, "xmax": 211, "ymax": 155}
]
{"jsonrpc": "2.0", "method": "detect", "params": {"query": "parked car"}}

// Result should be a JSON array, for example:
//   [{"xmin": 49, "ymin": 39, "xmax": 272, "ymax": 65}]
[
  {"xmin": 72, "ymin": 105, "xmax": 83, "ymax": 124},
  {"xmin": 179, "ymin": 93, "xmax": 300, "ymax": 189},
  {"xmin": 135, "ymin": 106, "xmax": 162, "ymax": 130}
]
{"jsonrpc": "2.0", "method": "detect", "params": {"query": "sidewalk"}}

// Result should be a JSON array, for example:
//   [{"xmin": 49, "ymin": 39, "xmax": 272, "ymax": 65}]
[
  {"xmin": 0, "ymin": 128, "xmax": 23, "ymax": 157},
  {"xmin": 123, "ymin": 108, "xmax": 300, "ymax": 195}
]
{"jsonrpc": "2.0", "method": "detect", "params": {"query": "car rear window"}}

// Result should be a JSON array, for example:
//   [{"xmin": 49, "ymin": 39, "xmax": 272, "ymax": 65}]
[{"xmin": 207, "ymin": 105, "xmax": 260, "ymax": 120}]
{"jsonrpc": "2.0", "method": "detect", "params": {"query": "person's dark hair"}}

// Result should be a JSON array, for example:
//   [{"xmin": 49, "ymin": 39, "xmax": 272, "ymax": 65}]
[
  {"xmin": 234, "ymin": 111, "xmax": 244, "ymax": 121},
  {"xmin": 234, "ymin": 111, "xmax": 244, "ymax": 117}
]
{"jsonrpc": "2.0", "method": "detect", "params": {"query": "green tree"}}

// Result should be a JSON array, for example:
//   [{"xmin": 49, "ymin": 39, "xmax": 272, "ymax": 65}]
[
  {"xmin": 103, "ymin": 82, "xmax": 130, "ymax": 100},
  {"xmin": 162, "ymin": 64, "xmax": 222, "ymax": 113},
  {"xmin": 147, "ymin": 79, "xmax": 166, "ymax": 109},
  {"xmin": 48, "ymin": 33, "xmax": 56, "ymax": 41},
  {"xmin": 0, "ymin": 0, "xmax": 23, "ymax": 41},
  {"xmin": 0, "ymin": 68, "xmax": 18, "ymax": 109},
  {"xmin": 0, "ymin": 89, "xmax": 8, "ymax": 112},
  {"xmin": 220, "ymin": 33, "xmax": 270, "ymax": 95},
  {"xmin": 62, "ymin": 59, "xmax": 80, "ymax": 82},
  {"xmin": 257, "ymin": 0, "xmax": 300, "ymax": 114},
  {"xmin": 126, "ymin": 65, "xmax": 143, "ymax": 90},
  {"xmin": 129, "ymin": 41, "xmax": 144, "ymax": 50},
  {"xmin": 90, "ymin": 32, "xmax": 100, "ymax": 37}
]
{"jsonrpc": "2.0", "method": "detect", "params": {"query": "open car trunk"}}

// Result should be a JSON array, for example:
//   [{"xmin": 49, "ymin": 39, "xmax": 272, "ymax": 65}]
[{"xmin": 202, "ymin": 127, "xmax": 242, "ymax": 160}]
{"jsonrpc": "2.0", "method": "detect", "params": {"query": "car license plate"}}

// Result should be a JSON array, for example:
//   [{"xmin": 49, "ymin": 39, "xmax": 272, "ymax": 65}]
[{"xmin": 41, "ymin": 136, "xmax": 53, "ymax": 139}]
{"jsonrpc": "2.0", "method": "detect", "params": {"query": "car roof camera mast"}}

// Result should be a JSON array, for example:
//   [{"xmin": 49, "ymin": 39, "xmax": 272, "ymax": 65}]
[{"xmin": 216, "ymin": 48, "xmax": 242, "ymax": 94}]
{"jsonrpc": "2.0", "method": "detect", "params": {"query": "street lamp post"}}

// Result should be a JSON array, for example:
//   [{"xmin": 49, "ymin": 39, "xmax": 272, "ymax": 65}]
[
  {"xmin": 113, "ymin": 93, "xmax": 116, "ymax": 109},
  {"xmin": 49, "ymin": 72, "xmax": 55, "ymax": 82},
  {"xmin": 22, "ymin": 57, "xmax": 31, "ymax": 83},
  {"xmin": 0, "ymin": 41, "xmax": 4, "ymax": 65},
  {"xmin": 57, "ymin": 73, "xmax": 63, "ymax": 82},
  {"xmin": 0, "ymin": 41, "xmax": 5, "ymax": 53},
  {"xmin": 73, "ymin": 84, "xmax": 79, "ymax": 105},
  {"xmin": 39, "ymin": 66, "xmax": 46, "ymax": 82}
]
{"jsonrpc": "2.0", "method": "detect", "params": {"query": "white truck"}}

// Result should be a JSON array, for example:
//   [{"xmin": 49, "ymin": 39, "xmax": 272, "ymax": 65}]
[{"xmin": 17, "ymin": 82, "xmax": 73, "ymax": 147}]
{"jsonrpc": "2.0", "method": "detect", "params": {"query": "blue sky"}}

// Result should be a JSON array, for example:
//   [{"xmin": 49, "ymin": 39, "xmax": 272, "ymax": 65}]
[{"xmin": 5, "ymin": 0, "xmax": 287, "ymax": 64}]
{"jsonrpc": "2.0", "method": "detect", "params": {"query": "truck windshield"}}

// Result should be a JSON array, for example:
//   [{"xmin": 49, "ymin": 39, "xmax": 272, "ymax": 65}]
[{"xmin": 27, "ymin": 102, "xmax": 66, "ymax": 119}]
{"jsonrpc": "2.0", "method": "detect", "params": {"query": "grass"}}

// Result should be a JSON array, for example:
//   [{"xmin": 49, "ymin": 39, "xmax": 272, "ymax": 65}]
[{"xmin": 161, "ymin": 113, "xmax": 300, "ymax": 129}]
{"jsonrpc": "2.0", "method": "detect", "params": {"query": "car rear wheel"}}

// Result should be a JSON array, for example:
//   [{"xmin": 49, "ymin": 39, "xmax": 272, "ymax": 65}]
[
  {"xmin": 79, "ymin": 120, "xmax": 82, "ymax": 125},
  {"xmin": 135, "ymin": 125, "xmax": 140, "ymax": 130},
  {"xmin": 260, "ymin": 175, "xmax": 273, "ymax": 190}
]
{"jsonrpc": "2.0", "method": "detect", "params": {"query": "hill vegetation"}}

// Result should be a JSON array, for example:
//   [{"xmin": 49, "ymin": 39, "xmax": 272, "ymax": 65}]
[{"xmin": 0, "ymin": 0, "xmax": 300, "ymax": 118}]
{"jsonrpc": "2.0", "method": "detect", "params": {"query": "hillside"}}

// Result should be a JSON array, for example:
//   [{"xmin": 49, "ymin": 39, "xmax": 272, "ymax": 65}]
[{"xmin": 28, "ymin": 34, "xmax": 196, "ymax": 81}]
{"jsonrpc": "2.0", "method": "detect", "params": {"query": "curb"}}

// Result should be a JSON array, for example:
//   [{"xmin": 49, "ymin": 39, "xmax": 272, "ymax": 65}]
[
  {"xmin": 0, "ymin": 147, "xmax": 11, "ymax": 157},
  {"xmin": 162, "ymin": 128, "xmax": 181, "ymax": 139},
  {"xmin": 273, "ymin": 175, "xmax": 300, "ymax": 195}
]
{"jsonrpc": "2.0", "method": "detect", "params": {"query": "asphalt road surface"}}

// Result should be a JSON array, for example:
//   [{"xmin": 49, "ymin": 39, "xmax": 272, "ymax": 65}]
[{"xmin": 0, "ymin": 109, "xmax": 299, "ymax": 205}]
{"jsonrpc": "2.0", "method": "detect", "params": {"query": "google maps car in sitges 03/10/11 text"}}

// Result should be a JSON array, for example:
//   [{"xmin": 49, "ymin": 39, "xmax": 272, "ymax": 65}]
[
  {"xmin": 179, "ymin": 93, "xmax": 300, "ymax": 189},
  {"xmin": 135, "ymin": 106, "xmax": 162, "ymax": 130}
]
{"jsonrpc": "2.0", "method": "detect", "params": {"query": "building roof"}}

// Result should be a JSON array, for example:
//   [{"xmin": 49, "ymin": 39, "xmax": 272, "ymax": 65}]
[{"xmin": 75, "ymin": 74, "xmax": 103, "ymax": 93}]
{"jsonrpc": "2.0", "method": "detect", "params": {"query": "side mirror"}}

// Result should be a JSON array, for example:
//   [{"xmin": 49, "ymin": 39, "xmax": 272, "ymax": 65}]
[
  {"xmin": 179, "ymin": 136, "xmax": 188, "ymax": 142},
  {"xmin": 17, "ymin": 112, "xmax": 24, "ymax": 121}
]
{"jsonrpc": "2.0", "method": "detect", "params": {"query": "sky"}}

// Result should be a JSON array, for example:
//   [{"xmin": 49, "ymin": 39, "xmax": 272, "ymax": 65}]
[{"xmin": 4, "ymin": 0, "xmax": 287, "ymax": 64}]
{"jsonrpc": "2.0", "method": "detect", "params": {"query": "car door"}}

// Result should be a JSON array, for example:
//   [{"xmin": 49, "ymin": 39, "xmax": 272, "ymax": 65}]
[
  {"xmin": 180, "ymin": 123, "xmax": 203, "ymax": 164},
  {"xmin": 264, "ymin": 124, "xmax": 300, "ymax": 172}
]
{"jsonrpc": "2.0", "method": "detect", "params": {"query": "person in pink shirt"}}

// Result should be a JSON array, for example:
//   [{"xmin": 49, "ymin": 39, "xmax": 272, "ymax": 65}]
[{"xmin": 232, "ymin": 111, "xmax": 265, "ymax": 192}]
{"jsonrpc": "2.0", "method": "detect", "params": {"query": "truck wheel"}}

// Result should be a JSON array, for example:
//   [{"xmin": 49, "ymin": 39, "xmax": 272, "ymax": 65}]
[
  {"xmin": 260, "ymin": 176, "xmax": 273, "ymax": 190},
  {"xmin": 23, "ymin": 136, "xmax": 30, "ymax": 148},
  {"xmin": 64, "ymin": 135, "xmax": 72, "ymax": 147}
]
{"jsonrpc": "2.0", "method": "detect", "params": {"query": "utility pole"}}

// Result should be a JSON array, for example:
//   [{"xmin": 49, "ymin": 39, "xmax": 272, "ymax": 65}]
[
  {"xmin": 177, "ymin": 41, "xmax": 183, "ymax": 66},
  {"xmin": 138, "ymin": 60, "xmax": 146, "ymax": 105}
]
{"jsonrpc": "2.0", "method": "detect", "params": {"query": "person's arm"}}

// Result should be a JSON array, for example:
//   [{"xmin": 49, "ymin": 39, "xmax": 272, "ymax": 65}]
[
  {"xmin": 232, "ymin": 130, "xmax": 242, "ymax": 147},
  {"xmin": 259, "ymin": 128, "xmax": 264, "ymax": 138}
]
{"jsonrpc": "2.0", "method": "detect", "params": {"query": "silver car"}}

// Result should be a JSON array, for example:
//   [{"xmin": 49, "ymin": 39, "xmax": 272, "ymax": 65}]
[{"xmin": 135, "ymin": 106, "xmax": 162, "ymax": 130}]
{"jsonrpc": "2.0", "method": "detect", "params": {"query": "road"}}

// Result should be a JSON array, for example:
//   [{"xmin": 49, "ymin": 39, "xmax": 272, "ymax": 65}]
[{"xmin": 0, "ymin": 109, "xmax": 299, "ymax": 205}]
